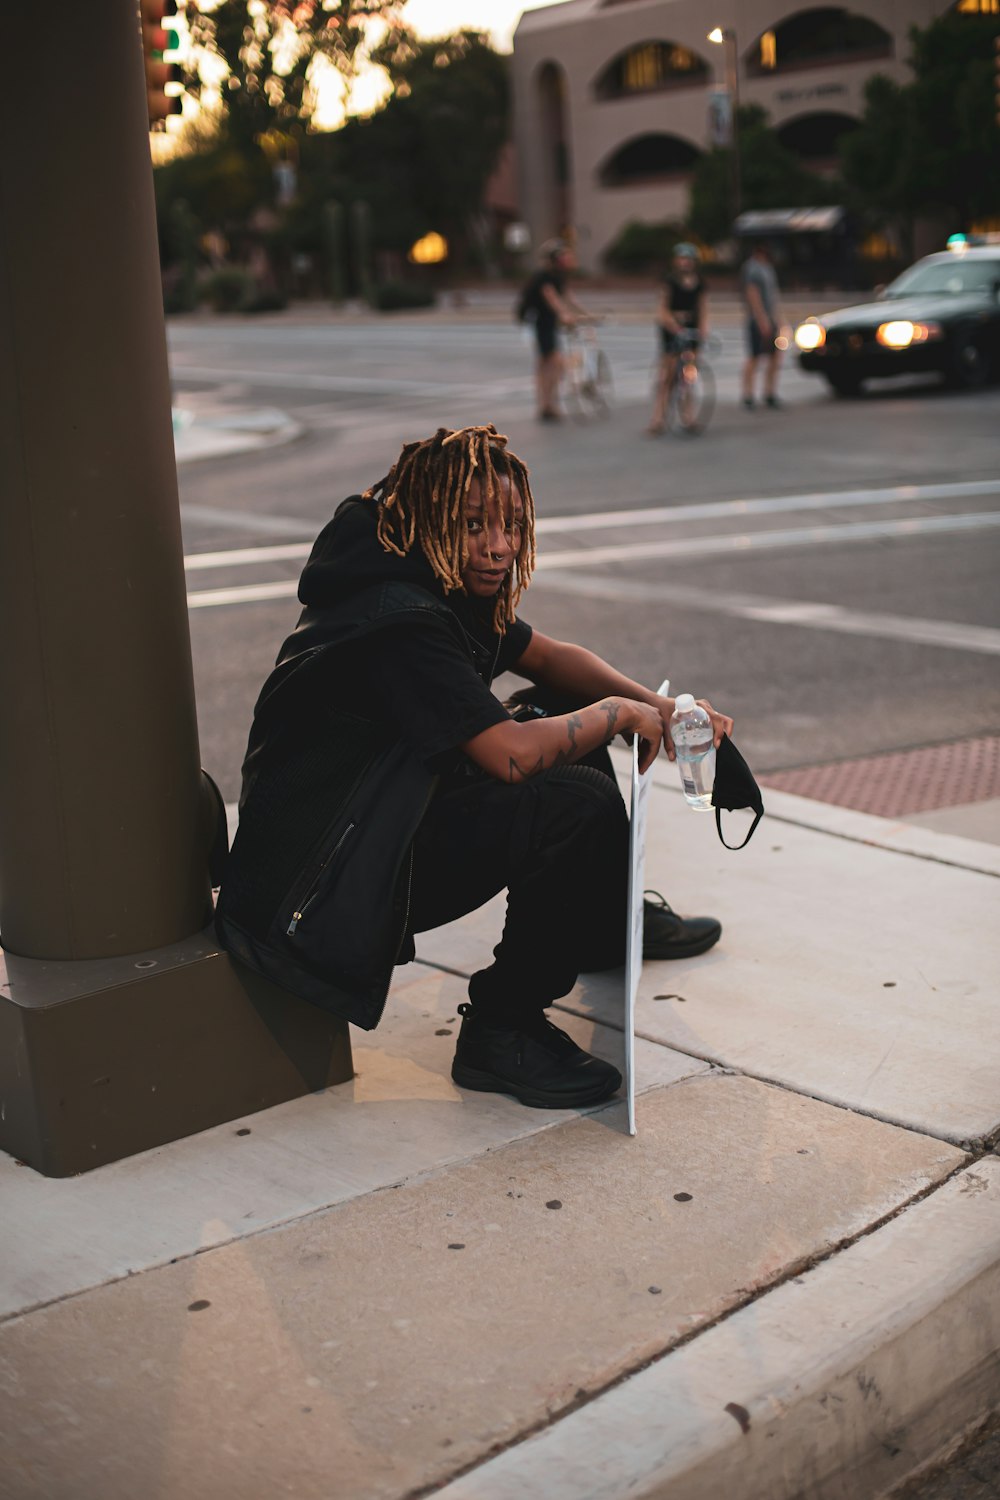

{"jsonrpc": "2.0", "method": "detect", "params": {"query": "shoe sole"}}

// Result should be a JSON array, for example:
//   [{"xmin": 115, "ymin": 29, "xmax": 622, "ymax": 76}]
[
  {"xmin": 643, "ymin": 927, "xmax": 721, "ymax": 961},
  {"xmin": 451, "ymin": 1061, "xmax": 621, "ymax": 1110}
]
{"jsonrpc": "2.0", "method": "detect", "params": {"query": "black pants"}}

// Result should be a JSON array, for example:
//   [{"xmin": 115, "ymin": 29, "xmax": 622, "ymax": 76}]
[{"xmin": 409, "ymin": 705, "xmax": 629, "ymax": 1024}]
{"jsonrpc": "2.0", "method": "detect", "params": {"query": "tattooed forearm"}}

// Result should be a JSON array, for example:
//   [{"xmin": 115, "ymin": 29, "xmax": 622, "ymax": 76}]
[
  {"xmin": 501, "ymin": 700, "xmax": 630, "ymax": 783},
  {"xmin": 508, "ymin": 754, "xmax": 546, "ymax": 784},
  {"xmin": 597, "ymin": 698, "xmax": 621, "ymax": 741}
]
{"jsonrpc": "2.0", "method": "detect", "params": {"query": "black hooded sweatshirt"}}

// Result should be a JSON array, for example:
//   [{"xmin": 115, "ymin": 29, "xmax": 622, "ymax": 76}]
[{"xmin": 215, "ymin": 497, "xmax": 531, "ymax": 1028}]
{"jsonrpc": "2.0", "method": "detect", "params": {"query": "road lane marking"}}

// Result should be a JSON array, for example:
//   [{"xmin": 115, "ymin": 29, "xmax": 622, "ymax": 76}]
[
  {"xmin": 181, "ymin": 477, "xmax": 1000, "ymax": 554},
  {"xmin": 534, "ymin": 511, "xmax": 1000, "ymax": 569},
  {"xmin": 533, "ymin": 479, "xmax": 1000, "ymax": 534},
  {"xmin": 186, "ymin": 572, "xmax": 1000, "ymax": 657},
  {"xmin": 534, "ymin": 574, "xmax": 1000, "ymax": 657},
  {"xmin": 185, "ymin": 542, "xmax": 311, "ymax": 571},
  {"xmin": 188, "ymin": 580, "xmax": 300, "ymax": 609},
  {"xmin": 185, "ymin": 510, "xmax": 1000, "ymax": 626}
]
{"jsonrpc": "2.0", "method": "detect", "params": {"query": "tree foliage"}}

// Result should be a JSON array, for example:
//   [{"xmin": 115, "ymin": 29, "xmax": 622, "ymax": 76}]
[
  {"xmin": 156, "ymin": 21, "xmax": 509, "ymax": 282},
  {"xmin": 182, "ymin": 0, "xmax": 397, "ymax": 146},
  {"xmin": 688, "ymin": 106, "xmax": 828, "ymax": 244},
  {"xmin": 839, "ymin": 13, "xmax": 1000, "ymax": 230},
  {"xmin": 341, "ymin": 29, "xmax": 509, "ymax": 254}
]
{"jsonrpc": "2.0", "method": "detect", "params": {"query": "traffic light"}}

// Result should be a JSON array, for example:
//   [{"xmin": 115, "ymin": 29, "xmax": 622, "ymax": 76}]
[{"xmin": 140, "ymin": 0, "xmax": 184, "ymax": 128}]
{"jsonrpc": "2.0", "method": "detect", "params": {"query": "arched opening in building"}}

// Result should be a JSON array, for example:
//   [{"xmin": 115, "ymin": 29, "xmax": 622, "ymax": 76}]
[
  {"xmin": 594, "ymin": 40, "xmax": 709, "ymax": 100},
  {"xmin": 951, "ymin": 0, "xmax": 1000, "ymax": 13},
  {"xmin": 776, "ymin": 111, "xmax": 859, "ymax": 167},
  {"xmin": 536, "ymin": 61, "xmax": 572, "ymax": 235},
  {"xmin": 748, "ymin": 8, "xmax": 892, "ymax": 75},
  {"xmin": 598, "ymin": 134, "xmax": 701, "ymax": 188}
]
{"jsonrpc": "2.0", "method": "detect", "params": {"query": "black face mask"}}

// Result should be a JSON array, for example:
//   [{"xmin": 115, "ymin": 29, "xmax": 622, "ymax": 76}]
[{"xmin": 712, "ymin": 735, "xmax": 764, "ymax": 849}]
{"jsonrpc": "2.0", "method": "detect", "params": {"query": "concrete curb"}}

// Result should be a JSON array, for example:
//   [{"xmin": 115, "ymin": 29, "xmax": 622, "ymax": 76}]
[
  {"xmin": 434, "ymin": 1160, "xmax": 1000, "ymax": 1500},
  {"xmin": 3, "ymin": 788, "xmax": 997, "ymax": 1499}
]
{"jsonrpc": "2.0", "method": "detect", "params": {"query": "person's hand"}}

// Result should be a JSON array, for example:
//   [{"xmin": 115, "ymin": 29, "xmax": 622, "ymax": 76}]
[
  {"xmin": 627, "ymin": 700, "xmax": 665, "ymax": 775},
  {"xmin": 656, "ymin": 697, "xmax": 733, "ymax": 761},
  {"xmin": 697, "ymin": 699, "xmax": 733, "ymax": 749}
]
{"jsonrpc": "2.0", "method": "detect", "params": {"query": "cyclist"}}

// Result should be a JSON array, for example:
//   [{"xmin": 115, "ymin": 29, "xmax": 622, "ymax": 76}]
[
  {"xmin": 520, "ymin": 240, "xmax": 594, "ymax": 423},
  {"xmin": 647, "ymin": 242, "xmax": 708, "ymax": 435}
]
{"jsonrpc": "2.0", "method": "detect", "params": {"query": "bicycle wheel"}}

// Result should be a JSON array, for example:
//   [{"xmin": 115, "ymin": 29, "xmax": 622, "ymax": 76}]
[
  {"xmin": 565, "ymin": 348, "xmax": 612, "ymax": 421},
  {"xmin": 667, "ymin": 358, "xmax": 715, "ymax": 435},
  {"xmin": 584, "ymin": 350, "xmax": 613, "ymax": 417},
  {"xmin": 563, "ymin": 357, "xmax": 587, "ymax": 421}
]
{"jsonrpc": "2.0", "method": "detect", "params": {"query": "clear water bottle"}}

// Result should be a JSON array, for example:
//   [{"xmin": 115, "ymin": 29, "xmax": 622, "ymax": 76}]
[{"xmin": 670, "ymin": 694, "xmax": 715, "ymax": 810}]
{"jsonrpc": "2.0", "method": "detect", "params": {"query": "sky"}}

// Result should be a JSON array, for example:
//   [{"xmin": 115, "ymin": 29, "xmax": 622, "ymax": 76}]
[
  {"xmin": 400, "ymin": 0, "xmax": 573, "ymax": 51},
  {"xmin": 159, "ymin": 0, "xmax": 577, "ymax": 144},
  {"xmin": 313, "ymin": 0, "xmax": 575, "ymax": 122}
]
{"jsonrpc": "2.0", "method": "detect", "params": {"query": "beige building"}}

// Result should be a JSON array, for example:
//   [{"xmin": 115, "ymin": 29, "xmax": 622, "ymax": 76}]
[{"xmin": 510, "ymin": 0, "xmax": 970, "ymax": 270}]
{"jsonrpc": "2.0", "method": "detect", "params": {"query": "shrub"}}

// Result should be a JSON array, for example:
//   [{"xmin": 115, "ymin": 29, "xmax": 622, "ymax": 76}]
[
  {"xmin": 201, "ymin": 267, "xmax": 255, "ymax": 313},
  {"xmin": 603, "ymin": 220, "xmax": 690, "ymax": 275},
  {"xmin": 368, "ymin": 280, "xmax": 436, "ymax": 312},
  {"xmin": 243, "ymin": 288, "xmax": 289, "ymax": 314}
]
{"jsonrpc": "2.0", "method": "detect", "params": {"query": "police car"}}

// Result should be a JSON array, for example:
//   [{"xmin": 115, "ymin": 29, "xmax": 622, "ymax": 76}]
[{"xmin": 794, "ymin": 241, "xmax": 1000, "ymax": 396}]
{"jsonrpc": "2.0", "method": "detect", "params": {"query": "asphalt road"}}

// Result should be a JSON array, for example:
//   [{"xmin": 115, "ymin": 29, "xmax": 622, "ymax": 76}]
[{"xmin": 170, "ymin": 308, "xmax": 1000, "ymax": 806}]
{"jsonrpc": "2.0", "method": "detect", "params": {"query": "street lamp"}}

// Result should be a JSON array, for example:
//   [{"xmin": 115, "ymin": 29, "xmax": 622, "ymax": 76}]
[{"xmin": 708, "ymin": 25, "xmax": 742, "ymax": 229}]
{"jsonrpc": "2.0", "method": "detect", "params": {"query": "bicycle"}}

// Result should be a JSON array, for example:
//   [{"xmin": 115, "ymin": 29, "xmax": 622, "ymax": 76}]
[
  {"xmin": 651, "ymin": 331, "xmax": 719, "ymax": 436},
  {"xmin": 563, "ymin": 323, "xmax": 612, "ymax": 421}
]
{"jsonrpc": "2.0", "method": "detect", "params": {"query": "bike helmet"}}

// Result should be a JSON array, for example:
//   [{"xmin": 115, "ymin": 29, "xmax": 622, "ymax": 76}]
[
  {"xmin": 673, "ymin": 241, "xmax": 701, "ymax": 262},
  {"xmin": 541, "ymin": 237, "xmax": 573, "ymax": 265}
]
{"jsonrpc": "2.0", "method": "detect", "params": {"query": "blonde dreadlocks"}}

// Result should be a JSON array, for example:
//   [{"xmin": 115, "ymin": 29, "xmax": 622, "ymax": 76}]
[{"xmin": 362, "ymin": 424, "xmax": 537, "ymax": 634}]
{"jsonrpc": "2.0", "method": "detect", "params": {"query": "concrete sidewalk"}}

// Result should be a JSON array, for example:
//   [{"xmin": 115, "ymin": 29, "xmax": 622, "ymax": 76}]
[{"xmin": 0, "ymin": 761, "xmax": 998, "ymax": 1500}]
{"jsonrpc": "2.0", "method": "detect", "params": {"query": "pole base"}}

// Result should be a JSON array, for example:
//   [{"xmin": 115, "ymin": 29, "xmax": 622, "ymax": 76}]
[{"xmin": 0, "ymin": 930, "xmax": 353, "ymax": 1177}]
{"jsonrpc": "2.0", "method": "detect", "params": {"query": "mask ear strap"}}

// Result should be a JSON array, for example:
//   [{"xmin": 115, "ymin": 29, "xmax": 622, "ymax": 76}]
[{"xmin": 716, "ymin": 806, "xmax": 762, "ymax": 850}]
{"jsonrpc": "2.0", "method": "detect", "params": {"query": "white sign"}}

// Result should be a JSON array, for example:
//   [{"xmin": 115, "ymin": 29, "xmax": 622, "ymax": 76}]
[
  {"xmin": 623, "ymin": 678, "xmax": 669, "ymax": 1136},
  {"xmin": 707, "ymin": 88, "xmax": 733, "ymax": 148}
]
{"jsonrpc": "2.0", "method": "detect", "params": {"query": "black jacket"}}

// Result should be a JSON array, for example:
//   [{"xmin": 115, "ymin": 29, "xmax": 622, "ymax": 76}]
[{"xmin": 215, "ymin": 498, "xmax": 491, "ymax": 1030}]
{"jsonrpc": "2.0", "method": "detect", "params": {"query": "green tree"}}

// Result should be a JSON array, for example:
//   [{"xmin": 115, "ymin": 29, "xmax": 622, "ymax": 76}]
[
  {"xmin": 839, "ymin": 13, "xmax": 1000, "ymax": 232},
  {"xmin": 182, "ymin": 0, "xmax": 397, "ymax": 147},
  {"xmin": 367, "ymin": 29, "xmax": 509, "ymax": 261},
  {"xmin": 688, "ymin": 105, "xmax": 827, "ymax": 244},
  {"xmin": 289, "ymin": 29, "xmax": 509, "ymax": 267},
  {"xmin": 838, "ymin": 75, "xmax": 916, "ymax": 255}
]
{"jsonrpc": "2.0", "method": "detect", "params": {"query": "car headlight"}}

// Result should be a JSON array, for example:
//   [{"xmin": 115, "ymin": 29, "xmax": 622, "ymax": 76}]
[
  {"xmin": 876, "ymin": 320, "xmax": 943, "ymax": 348},
  {"xmin": 794, "ymin": 320, "xmax": 826, "ymax": 351},
  {"xmin": 877, "ymin": 321, "xmax": 915, "ymax": 348}
]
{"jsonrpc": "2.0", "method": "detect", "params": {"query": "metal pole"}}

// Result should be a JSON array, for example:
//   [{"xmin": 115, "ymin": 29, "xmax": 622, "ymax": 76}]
[
  {"xmin": 0, "ymin": 0, "xmax": 209, "ymax": 959},
  {"xmin": 728, "ymin": 32, "xmax": 742, "ymax": 224},
  {"xmin": 0, "ymin": 1, "xmax": 354, "ymax": 1177}
]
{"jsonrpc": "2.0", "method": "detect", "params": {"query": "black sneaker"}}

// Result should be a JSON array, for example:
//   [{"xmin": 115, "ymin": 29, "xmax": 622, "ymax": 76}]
[
  {"xmin": 643, "ymin": 890, "xmax": 721, "ymax": 960},
  {"xmin": 451, "ymin": 1005, "xmax": 621, "ymax": 1109}
]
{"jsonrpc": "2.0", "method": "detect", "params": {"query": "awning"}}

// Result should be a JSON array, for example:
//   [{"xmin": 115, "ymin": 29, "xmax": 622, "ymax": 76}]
[{"xmin": 734, "ymin": 207, "xmax": 846, "ymax": 235}]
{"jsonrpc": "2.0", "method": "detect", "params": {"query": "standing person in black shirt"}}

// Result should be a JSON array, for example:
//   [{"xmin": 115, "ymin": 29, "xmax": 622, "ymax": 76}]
[
  {"xmin": 648, "ymin": 243, "xmax": 708, "ymax": 434},
  {"xmin": 216, "ymin": 425, "xmax": 732, "ymax": 1111},
  {"xmin": 519, "ymin": 240, "xmax": 593, "ymax": 422}
]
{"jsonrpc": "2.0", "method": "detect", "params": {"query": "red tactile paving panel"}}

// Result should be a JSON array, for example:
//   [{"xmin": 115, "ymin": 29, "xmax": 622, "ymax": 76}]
[{"xmin": 759, "ymin": 736, "xmax": 1000, "ymax": 818}]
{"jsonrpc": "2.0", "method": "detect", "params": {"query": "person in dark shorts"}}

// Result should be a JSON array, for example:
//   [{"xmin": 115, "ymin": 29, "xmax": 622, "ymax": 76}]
[
  {"xmin": 741, "ymin": 241, "xmax": 783, "ymax": 408},
  {"xmin": 648, "ymin": 242, "xmax": 708, "ymax": 434},
  {"xmin": 216, "ymin": 425, "xmax": 732, "ymax": 1112},
  {"xmin": 520, "ymin": 240, "xmax": 592, "ymax": 422}
]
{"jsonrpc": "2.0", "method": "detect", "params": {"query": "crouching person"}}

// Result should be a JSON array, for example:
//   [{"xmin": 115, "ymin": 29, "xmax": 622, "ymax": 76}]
[{"xmin": 215, "ymin": 425, "xmax": 732, "ymax": 1110}]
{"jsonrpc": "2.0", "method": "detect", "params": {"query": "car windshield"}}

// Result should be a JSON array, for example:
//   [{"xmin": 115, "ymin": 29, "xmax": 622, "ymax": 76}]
[{"xmin": 885, "ymin": 259, "xmax": 1000, "ymax": 298}]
